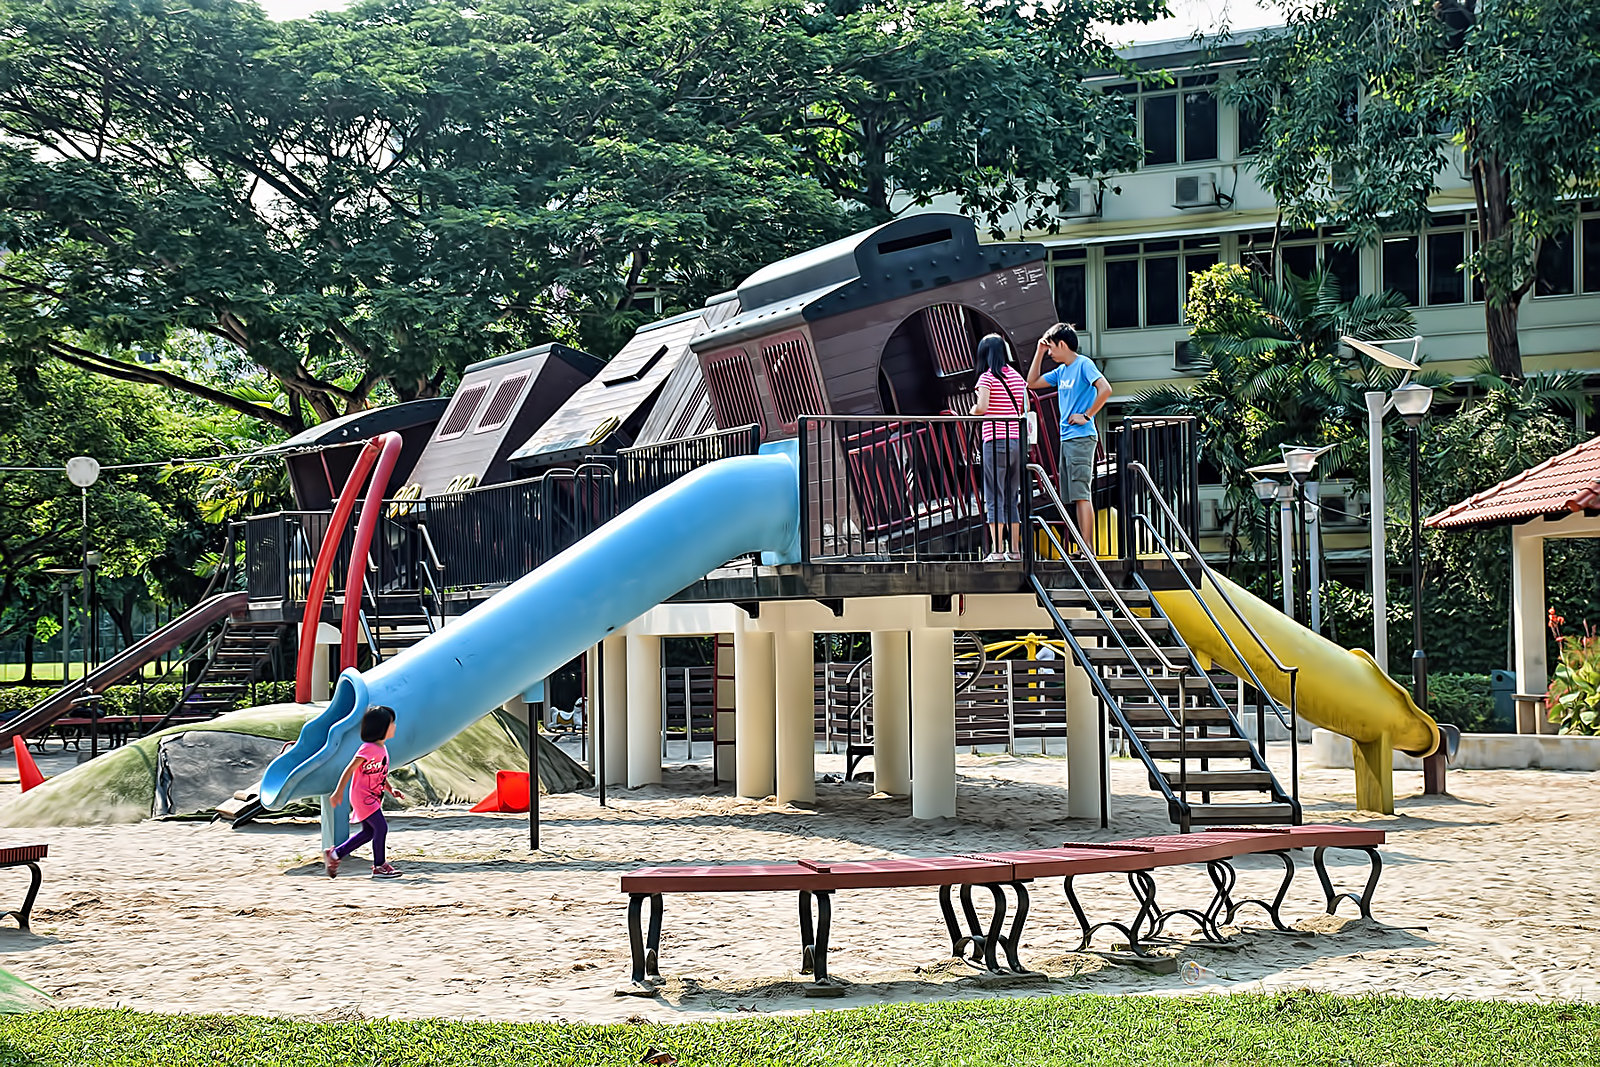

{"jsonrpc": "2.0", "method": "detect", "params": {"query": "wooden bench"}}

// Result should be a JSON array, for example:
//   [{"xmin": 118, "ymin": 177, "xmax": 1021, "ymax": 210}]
[
  {"xmin": 0, "ymin": 844, "xmax": 46, "ymax": 933},
  {"xmin": 619, "ymin": 824, "xmax": 1386, "ymax": 990}
]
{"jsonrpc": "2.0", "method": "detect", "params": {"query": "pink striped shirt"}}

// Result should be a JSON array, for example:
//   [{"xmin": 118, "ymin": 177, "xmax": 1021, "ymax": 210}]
[{"xmin": 977, "ymin": 367, "xmax": 1028, "ymax": 441}]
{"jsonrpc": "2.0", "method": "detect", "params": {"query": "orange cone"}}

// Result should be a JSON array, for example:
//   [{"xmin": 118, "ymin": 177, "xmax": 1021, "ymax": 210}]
[
  {"xmin": 469, "ymin": 770, "xmax": 531, "ymax": 813},
  {"xmin": 12, "ymin": 738, "xmax": 45, "ymax": 792}
]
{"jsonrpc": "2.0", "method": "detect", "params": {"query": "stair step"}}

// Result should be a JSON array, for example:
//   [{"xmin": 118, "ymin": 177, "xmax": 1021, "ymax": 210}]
[
  {"xmin": 1143, "ymin": 739, "xmax": 1257, "ymax": 758},
  {"xmin": 1048, "ymin": 587, "xmax": 1153, "ymax": 608},
  {"xmin": 1183, "ymin": 803, "xmax": 1297, "ymax": 825},
  {"xmin": 1067, "ymin": 616, "xmax": 1172, "ymax": 636},
  {"xmin": 1120, "ymin": 706, "xmax": 1235, "ymax": 726},
  {"xmin": 1081, "ymin": 645, "xmax": 1188, "ymax": 662},
  {"xmin": 1101, "ymin": 675, "xmax": 1207, "ymax": 692},
  {"xmin": 1162, "ymin": 770, "xmax": 1276, "ymax": 789}
]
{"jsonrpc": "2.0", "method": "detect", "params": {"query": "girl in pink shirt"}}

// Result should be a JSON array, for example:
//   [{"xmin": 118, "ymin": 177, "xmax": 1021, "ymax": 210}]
[{"xmin": 323, "ymin": 705, "xmax": 405, "ymax": 879}]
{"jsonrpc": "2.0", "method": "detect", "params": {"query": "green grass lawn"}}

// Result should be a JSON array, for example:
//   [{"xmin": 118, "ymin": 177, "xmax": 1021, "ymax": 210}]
[
  {"xmin": 3, "ymin": 994, "xmax": 1597, "ymax": 1066},
  {"xmin": 0, "ymin": 661, "xmax": 168, "ymax": 684}
]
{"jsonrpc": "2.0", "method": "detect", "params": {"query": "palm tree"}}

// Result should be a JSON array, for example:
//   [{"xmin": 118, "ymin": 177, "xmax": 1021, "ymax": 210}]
[{"xmin": 1133, "ymin": 264, "xmax": 1431, "ymax": 570}]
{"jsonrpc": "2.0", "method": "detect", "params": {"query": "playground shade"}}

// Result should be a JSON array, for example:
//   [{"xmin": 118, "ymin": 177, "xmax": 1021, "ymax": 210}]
[
  {"xmin": 0, "ymin": 966, "xmax": 50, "ymax": 1014},
  {"xmin": 261, "ymin": 446, "xmax": 802, "ymax": 808}
]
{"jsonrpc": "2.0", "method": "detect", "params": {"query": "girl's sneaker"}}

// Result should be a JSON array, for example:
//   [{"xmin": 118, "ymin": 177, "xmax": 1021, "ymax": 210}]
[
  {"xmin": 322, "ymin": 848, "xmax": 340, "ymax": 879},
  {"xmin": 371, "ymin": 863, "xmax": 402, "ymax": 880}
]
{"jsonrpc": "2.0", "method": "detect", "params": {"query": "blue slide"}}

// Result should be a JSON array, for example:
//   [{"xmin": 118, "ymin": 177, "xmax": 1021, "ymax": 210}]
[{"xmin": 260, "ymin": 444, "xmax": 801, "ymax": 808}]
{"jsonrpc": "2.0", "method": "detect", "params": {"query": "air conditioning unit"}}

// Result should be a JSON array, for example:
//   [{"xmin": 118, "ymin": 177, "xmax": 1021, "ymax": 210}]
[
  {"xmin": 1173, "ymin": 338, "xmax": 1202, "ymax": 373},
  {"xmin": 1061, "ymin": 184, "xmax": 1100, "ymax": 219},
  {"xmin": 1317, "ymin": 486, "xmax": 1367, "ymax": 528},
  {"xmin": 1174, "ymin": 173, "xmax": 1219, "ymax": 209},
  {"xmin": 1199, "ymin": 497, "xmax": 1225, "ymax": 534}
]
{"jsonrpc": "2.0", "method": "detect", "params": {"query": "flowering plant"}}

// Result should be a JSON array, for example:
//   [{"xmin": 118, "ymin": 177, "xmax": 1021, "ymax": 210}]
[{"xmin": 1547, "ymin": 611, "xmax": 1600, "ymax": 735}]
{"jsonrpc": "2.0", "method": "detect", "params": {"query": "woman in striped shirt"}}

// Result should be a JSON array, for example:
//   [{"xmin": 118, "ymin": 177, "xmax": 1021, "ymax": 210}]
[{"xmin": 969, "ymin": 333, "xmax": 1029, "ymax": 561}]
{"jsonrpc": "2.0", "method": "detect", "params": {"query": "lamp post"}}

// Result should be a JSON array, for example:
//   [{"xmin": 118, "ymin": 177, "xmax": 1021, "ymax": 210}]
[
  {"xmin": 1282, "ymin": 447, "xmax": 1321, "ymax": 627},
  {"xmin": 1252, "ymin": 477, "xmax": 1279, "ymax": 602},
  {"xmin": 65, "ymin": 457, "xmax": 100, "ymax": 679},
  {"xmin": 1391, "ymin": 381, "xmax": 1445, "ymax": 794},
  {"xmin": 43, "ymin": 567, "xmax": 83, "ymax": 681}
]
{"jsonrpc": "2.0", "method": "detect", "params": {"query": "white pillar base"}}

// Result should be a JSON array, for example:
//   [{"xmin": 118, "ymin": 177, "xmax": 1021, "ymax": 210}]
[
  {"xmin": 734, "ymin": 627, "xmax": 776, "ymax": 799},
  {"xmin": 1065, "ymin": 652, "xmax": 1104, "ymax": 821},
  {"xmin": 626, "ymin": 634, "xmax": 663, "ymax": 787},
  {"xmin": 775, "ymin": 627, "xmax": 816, "ymax": 805},
  {"xmin": 910, "ymin": 628, "xmax": 956, "ymax": 819},
  {"xmin": 870, "ymin": 630, "xmax": 911, "ymax": 795},
  {"xmin": 601, "ymin": 634, "xmax": 628, "ymax": 787}
]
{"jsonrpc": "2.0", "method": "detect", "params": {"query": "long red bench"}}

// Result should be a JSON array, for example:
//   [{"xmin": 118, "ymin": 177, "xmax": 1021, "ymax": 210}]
[
  {"xmin": 0, "ymin": 843, "xmax": 46, "ymax": 933},
  {"xmin": 619, "ymin": 824, "xmax": 1385, "ymax": 990}
]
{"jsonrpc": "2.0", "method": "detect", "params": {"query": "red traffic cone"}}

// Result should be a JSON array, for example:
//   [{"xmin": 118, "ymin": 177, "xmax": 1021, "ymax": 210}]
[
  {"xmin": 12, "ymin": 737, "xmax": 45, "ymax": 792},
  {"xmin": 469, "ymin": 770, "xmax": 531, "ymax": 813}
]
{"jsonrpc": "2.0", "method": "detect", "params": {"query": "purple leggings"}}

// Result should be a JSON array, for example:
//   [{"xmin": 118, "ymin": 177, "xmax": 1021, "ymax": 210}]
[{"xmin": 334, "ymin": 810, "xmax": 387, "ymax": 866}]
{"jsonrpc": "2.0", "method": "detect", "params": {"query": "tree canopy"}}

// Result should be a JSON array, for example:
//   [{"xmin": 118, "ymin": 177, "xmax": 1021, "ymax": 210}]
[
  {"xmin": 1231, "ymin": 0, "xmax": 1600, "ymax": 381},
  {"xmin": 0, "ymin": 0, "xmax": 1164, "ymax": 431}
]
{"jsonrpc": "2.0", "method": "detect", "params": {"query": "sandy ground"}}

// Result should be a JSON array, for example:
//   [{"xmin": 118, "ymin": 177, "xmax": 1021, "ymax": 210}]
[{"xmin": 2, "ymin": 740, "xmax": 1599, "ymax": 1022}]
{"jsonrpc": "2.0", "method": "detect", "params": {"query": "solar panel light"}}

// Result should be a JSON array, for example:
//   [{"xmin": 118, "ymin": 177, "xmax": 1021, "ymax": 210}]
[
  {"xmin": 1281, "ymin": 446, "xmax": 1321, "ymax": 485},
  {"xmin": 1390, "ymin": 382, "xmax": 1434, "ymax": 427},
  {"xmin": 1252, "ymin": 477, "xmax": 1279, "ymax": 502}
]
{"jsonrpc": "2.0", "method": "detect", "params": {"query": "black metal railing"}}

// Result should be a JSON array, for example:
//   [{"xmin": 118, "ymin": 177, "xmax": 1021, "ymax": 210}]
[
  {"xmin": 617, "ymin": 425, "xmax": 761, "ymax": 511},
  {"xmin": 799, "ymin": 415, "xmax": 1029, "ymax": 562},
  {"xmin": 244, "ymin": 509, "xmax": 429, "ymax": 606},
  {"xmin": 1114, "ymin": 415, "xmax": 1200, "ymax": 559}
]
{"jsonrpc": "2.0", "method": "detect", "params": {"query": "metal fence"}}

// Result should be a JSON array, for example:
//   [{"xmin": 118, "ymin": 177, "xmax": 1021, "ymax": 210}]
[{"xmin": 618, "ymin": 425, "xmax": 762, "ymax": 511}]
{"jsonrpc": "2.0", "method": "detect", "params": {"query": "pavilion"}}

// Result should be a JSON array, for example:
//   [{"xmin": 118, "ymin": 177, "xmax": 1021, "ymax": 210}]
[{"xmin": 1427, "ymin": 435, "xmax": 1600, "ymax": 733}]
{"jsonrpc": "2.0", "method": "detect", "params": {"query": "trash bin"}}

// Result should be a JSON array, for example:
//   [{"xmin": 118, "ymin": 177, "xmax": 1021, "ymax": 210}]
[{"xmin": 1489, "ymin": 670, "xmax": 1516, "ymax": 733}]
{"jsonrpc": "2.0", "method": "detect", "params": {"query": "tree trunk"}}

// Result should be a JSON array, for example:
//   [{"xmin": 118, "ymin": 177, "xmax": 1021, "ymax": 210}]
[
  {"xmin": 22, "ymin": 627, "xmax": 34, "ymax": 684},
  {"xmin": 1471, "ymin": 150, "xmax": 1525, "ymax": 382}
]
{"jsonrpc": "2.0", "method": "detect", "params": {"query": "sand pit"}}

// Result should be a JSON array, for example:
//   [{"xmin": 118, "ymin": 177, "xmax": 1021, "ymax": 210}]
[{"xmin": 2, "ymin": 742, "xmax": 1598, "ymax": 1022}]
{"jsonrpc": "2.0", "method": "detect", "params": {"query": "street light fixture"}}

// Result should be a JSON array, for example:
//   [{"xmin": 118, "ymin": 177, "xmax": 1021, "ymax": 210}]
[
  {"xmin": 1391, "ymin": 380, "xmax": 1441, "ymax": 794},
  {"xmin": 1280, "ymin": 444, "xmax": 1337, "ymax": 629},
  {"xmin": 65, "ymin": 457, "xmax": 99, "ymax": 681}
]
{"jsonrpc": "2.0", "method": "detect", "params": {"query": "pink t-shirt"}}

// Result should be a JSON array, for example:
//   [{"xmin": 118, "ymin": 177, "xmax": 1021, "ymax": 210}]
[
  {"xmin": 348, "ymin": 741, "xmax": 390, "ymax": 820},
  {"xmin": 977, "ymin": 367, "xmax": 1029, "ymax": 441}
]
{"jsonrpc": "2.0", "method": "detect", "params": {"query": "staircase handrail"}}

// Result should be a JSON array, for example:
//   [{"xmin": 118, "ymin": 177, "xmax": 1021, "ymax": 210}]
[
  {"xmin": 1126, "ymin": 461, "xmax": 1299, "ymax": 681},
  {"xmin": 1026, "ymin": 463, "xmax": 1188, "ymax": 678},
  {"xmin": 0, "ymin": 591, "xmax": 250, "ymax": 745},
  {"xmin": 1127, "ymin": 515, "xmax": 1299, "ymax": 735}
]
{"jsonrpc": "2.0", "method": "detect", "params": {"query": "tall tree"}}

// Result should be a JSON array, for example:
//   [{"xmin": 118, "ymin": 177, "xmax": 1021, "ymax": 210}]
[
  {"xmin": 1231, "ymin": 0, "xmax": 1600, "ymax": 381},
  {"xmin": 0, "ymin": 0, "xmax": 851, "ymax": 427}
]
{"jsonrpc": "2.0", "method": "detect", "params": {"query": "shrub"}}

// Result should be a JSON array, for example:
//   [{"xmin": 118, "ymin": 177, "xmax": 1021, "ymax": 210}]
[
  {"xmin": 1395, "ymin": 672, "xmax": 1498, "ymax": 733},
  {"xmin": 0, "ymin": 680, "xmax": 295, "ymax": 721},
  {"xmin": 1547, "ymin": 611, "xmax": 1600, "ymax": 736}
]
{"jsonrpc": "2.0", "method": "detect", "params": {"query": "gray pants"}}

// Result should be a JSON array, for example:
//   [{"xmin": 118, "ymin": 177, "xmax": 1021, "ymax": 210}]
[{"xmin": 981, "ymin": 436, "xmax": 1025, "ymax": 523}]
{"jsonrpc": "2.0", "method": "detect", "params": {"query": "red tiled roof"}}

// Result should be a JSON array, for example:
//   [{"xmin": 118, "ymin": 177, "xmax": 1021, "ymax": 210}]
[{"xmin": 1427, "ymin": 435, "xmax": 1600, "ymax": 529}]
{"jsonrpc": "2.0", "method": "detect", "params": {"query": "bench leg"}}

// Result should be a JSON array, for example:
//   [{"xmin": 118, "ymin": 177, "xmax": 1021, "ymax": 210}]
[
  {"xmin": 1314, "ymin": 846, "xmax": 1382, "ymax": 920},
  {"xmin": 798, "ymin": 890, "xmax": 833, "ymax": 983},
  {"xmin": 1221, "ymin": 851, "xmax": 1296, "ymax": 932},
  {"xmin": 627, "ymin": 893, "xmax": 663, "ymax": 983},
  {"xmin": 3, "ymin": 863, "xmax": 42, "ymax": 933},
  {"xmin": 1064, "ymin": 873, "xmax": 1155, "ymax": 957},
  {"xmin": 938, "ymin": 885, "xmax": 965, "ymax": 958},
  {"xmin": 998, "ymin": 881, "xmax": 1030, "ymax": 973}
]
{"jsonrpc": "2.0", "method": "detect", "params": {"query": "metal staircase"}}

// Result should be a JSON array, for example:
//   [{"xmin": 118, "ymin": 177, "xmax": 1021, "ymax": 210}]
[
  {"xmin": 1027, "ymin": 462, "xmax": 1301, "ymax": 831},
  {"xmin": 146, "ymin": 618, "xmax": 289, "ymax": 732}
]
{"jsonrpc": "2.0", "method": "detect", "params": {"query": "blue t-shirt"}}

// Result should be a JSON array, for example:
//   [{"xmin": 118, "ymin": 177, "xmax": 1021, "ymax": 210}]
[{"xmin": 1042, "ymin": 355, "xmax": 1105, "ymax": 439}]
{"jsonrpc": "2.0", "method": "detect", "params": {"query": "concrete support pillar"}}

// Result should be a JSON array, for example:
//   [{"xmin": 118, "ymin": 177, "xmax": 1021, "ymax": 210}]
[
  {"xmin": 734, "ymin": 627, "xmax": 776, "ymax": 798},
  {"xmin": 870, "ymin": 630, "xmax": 911, "ymax": 795},
  {"xmin": 309, "ymin": 623, "xmax": 340, "ymax": 702},
  {"xmin": 1353, "ymin": 731, "xmax": 1395, "ymax": 814},
  {"xmin": 626, "ymin": 633, "xmax": 662, "ymax": 787},
  {"xmin": 910, "ymin": 627, "xmax": 956, "ymax": 819},
  {"xmin": 1064, "ymin": 652, "xmax": 1103, "ymax": 821},
  {"xmin": 774, "ymin": 627, "xmax": 816, "ymax": 805},
  {"xmin": 1511, "ymin": 529, "xmax": 1551, "ymax": 734},
  {"xmin": 601, "ymin": 634, "xmax": 628, "ymax": 787}
]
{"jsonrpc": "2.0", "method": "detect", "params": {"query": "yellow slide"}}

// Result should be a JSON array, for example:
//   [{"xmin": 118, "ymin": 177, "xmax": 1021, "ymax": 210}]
[{"xmin": 1153, "ymin": 572, "xmax": 1442, "ymax": 814}]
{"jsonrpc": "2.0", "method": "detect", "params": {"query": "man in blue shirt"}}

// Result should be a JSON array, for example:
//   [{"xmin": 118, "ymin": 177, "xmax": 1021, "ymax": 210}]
[{"xmin": 1027, "ymin": 323, "xmax": 1112, "ymax": 554}]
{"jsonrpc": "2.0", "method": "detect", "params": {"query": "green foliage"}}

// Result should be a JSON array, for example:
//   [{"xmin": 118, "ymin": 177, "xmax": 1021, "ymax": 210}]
[
  {"xmin": 6, "ymin": 997, "xmax": 1600, "ymax": 1066},
  {"xmin": 1391, "ymin": 673, "xmax": 1499, "ymax": 734},
  {"xmin": 0, "ymin": 681, "xmax": 293, "ymax": 718},
  {"xmin": 1134, "ymin": 263, "xmax": 1424, "ymax": 568},
  {"xmin": 1547, "ymin": 615, "xmax": 1600, "ymax": 736},
  {"xmin": 1230, "ymin": 0, "xmax": 1600, "ymax": 379}
]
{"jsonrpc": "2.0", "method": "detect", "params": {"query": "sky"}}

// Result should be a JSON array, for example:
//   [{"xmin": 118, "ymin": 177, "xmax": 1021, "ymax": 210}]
[{"xmin": 258, "ymin": 0, "xmax": 1286, "ymax": 42}]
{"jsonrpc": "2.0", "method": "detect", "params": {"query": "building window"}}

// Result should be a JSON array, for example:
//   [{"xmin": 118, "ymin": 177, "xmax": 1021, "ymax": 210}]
[
  {"xmin": 1238, "ymin": 102, "xmax": 1266, "ymax": 155},
  {"xmin": 1382, "ymin": 236, "xmax": 1421, "ymax": 306},
  {"xmin": 1051, "ymin": 248, "xmax": 1087, "ymax": 329},
  {"xmin": 1243, "ymin": 227, "xmax": 1360, "ymax": 299},
  {"xmin": 1536, "ymin": 228, "xmax": 1576, "ymax": 296},
  {"xmin": 1108, "ymin": 75, "xmax": 1220, "ymax": 168},
  {"xmin": 1427, "ymin": 227, "xmax": 1467, "ymax": 305},
  {"xmin": 1104, "ymin": 238, "xmax": 1216, "ymax": 330},
  {"xmin": 1585, "ymin": 216, "xmax": 1600, "ymax": 294}
]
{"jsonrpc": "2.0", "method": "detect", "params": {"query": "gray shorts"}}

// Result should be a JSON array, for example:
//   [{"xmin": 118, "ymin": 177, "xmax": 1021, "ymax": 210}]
[{"xmin": 1060, "ymin": 436, "xmax": 1097, "ymax": 502}]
